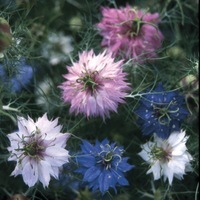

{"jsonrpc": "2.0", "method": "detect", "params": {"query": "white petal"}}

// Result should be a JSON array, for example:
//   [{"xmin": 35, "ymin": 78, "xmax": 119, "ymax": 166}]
[
  {"xmin": 138, "ymin": 142, "xmax": 154, "ymax": 162},
  {"xmin": 51, "ymin": 166, "xmax": 60, "ymax": 179},
  {"xmin": 53, "ymin": 133, "xmax": 70, "ymax": 148},
  {"xmin": 11, "ymin": 163, "xmax": 23, "ymax": 176},
  {"xmin": 162, "ymin": 163, "xmax": 174, "ymax": 185},
  {"xmin": 138, "ymin": 149, "xmax": 149, "ymax": 162},
  {"xmin": 44, "ymin": 147, "xmax": 70, "ymax": 169},
  {"xmin": 44, "ymin": 154, "xmax": 69, "ymax": 168},
  {"xmin": 17, "ymin": 118, "xmax": 30, "ymax": 137},
  {"xmin": 171, "ymin": 143, "xmax": 187, "ymax": 156},
  {"xmin": 147, "ymin": 161, "xmax": 161, "ymax": 180},
  {"xmin": 167, "ymin": 130, "xmax": 186, "ymax": 147},
  {"xmin": 26, "ymin": 116, "xmax": 37, "ymax": 135},
  {"xmin": 22, "ymin": 159, "xmax": 39, "ymax": 187},
  {"xmin": 38, "ymin": 160, "xmax": 52, "ymax": 188},
  {"xmin": 168, "ymin": 159, "xmax": 185, "ymax": 175},
  {"xmin": 45, "ymin": 146, "xmax": 69, "ymax": 158}
]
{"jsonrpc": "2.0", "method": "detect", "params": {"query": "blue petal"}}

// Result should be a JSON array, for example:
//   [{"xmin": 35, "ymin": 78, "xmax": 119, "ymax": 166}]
[
  {"xmin": 83, "ymin": 166, "xmax": 101, "ymax": 182},
  {"xmin": 117, "ymin": 158, "xmax": 134, "ymax": 172},
  {"xmin": 74, "ymin": 167, "xmax": 87, "ymax": 174},
  {"xmin": 76, "ymin": 155, "xmax": 95, "ymax": 168},
  {"xmin": 81, "ymin": 140, "xmax": 95, "ymax": 153},
  {"xmin": 98, "ymin": 169, "xmax": 114, "ymax": 194},
  {"xmin": 142, "ymin": 124, "xmax": 156, "ymax": 136},
  {"xmin": 112, "ymin": 170, "xmax": 129, "ymax": 186}
]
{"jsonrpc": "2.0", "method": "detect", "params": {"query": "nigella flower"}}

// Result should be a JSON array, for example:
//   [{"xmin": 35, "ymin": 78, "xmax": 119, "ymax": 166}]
[
  {"xmin": 0, "ymin": 57, "xmax": 33, "ymax": 93},
  {"xmin": 59, "ymin": 49, "xmax": 130, "ymax": 119},
  {"xmin": 96, "ymin": 5, "xmax": 164, "ymax": 63},
  {"xmin": 41, "ymin": 31, "xmax": 74, "ymax": 65},
  {"xmin": 7, "ymin": 113, "xmax": 70, "ymax": 188},
  {"xmin": 75, "ymin": 139, "xmax": 134, "ymax": 194},
  {"xmin": 138, "ymin": 130, "xmax": 193, "ymax": 185},
  {"xmin": 134, "ymin": 83, "xmax": 189, "ymax": 139}
]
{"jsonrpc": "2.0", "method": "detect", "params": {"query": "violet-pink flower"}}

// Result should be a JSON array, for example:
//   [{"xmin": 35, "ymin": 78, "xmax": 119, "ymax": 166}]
[
  {"xmin": 59, "ymin": 50, "xmax": 130, "ymax": 119},
  {"xmin": 97, "ymin": 5, "xmax": 164, "ymax": 63},
  {"xmin": 7, "ymin": 113, "xmax": 70, "ymax": 188}
]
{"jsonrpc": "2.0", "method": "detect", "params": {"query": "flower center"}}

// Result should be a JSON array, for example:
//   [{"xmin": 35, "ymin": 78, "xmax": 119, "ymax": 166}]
[
  {"xmin": 19, "ymin": 127, "xmax": 45, "ymax": 159},
  {"xmin": 104, "ymin": 151, "xmax": 113, "ymax": 163},
  {"xmin": 131, "ymin": 18, "xmax": 143, "ymax": 36},
  {"xmin": 100, "ymin": 151, "xmax": 114, "ymax": 169},
  {"xmin": 53, "ymin": 43, "xmax": 63, "ymax": 53},
  {"xmin": 153, "ymin": 100, "xmax": 179, "ymax": 125},
  {"xmin": 24, "ymin": 140, "xmax": 45, "ymax": 157},
  {"xmin": 97, "ymin": 145, "xmax": 123, "ymax": 170},
  {"xmin": 151, "ymin": 146, "xmax": 172, "ymax": 162},
  {"xmin": 76, "ymin": 71, "xmax": 98, "ymax": 93}
]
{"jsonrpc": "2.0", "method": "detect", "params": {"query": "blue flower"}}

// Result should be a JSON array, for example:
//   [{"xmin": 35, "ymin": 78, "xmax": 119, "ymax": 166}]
[
  {"xmin": 134, "ymin": 83, "xmax": 189, "ymax": 139},
  {"xmin": 0, "ymin": 57, "xmax": 33, "ymax": 93},
  {"xmin": 75, "ymin": 139, "xmax": 134, "ymax": 194}
]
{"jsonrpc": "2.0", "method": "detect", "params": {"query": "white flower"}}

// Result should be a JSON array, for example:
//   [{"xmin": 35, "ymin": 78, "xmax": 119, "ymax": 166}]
[
  {"xmin": 138, "ymin": 130, "xmax": 193, "ymax": 185},
  {"xmin": 7, "ymin": 113, "xmax": 70, "ymax": 188},
  {"xmin": 41, "ymin": 32, "xmax": 74, "ymax": 65}
]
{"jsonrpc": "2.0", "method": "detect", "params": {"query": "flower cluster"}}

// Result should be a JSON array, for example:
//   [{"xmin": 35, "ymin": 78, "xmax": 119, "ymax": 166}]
[
  {"xmin": 134, "ymin": 83, "xmax": 189, "ymax": 138},
  {"xmin": 0, "ymin": 0, "xmax": 197, "ymax": 199},
  {"xmin": 97, "ymin": 5, "xmax": 164, "ymax": 63},
  {"xmin": 75, "ymin": 139, "xmax": 134, "ymax": 194},
  {"xmin": 59, "ymin": 49, "xmax": 130, "ymax": 119},
  {"xmin": 138, "ymin": 130, "xmax": 193, "ymax": 185}
]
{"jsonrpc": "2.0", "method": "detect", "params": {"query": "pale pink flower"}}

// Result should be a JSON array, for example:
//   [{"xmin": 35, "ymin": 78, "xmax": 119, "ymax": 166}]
[
  {"xmin": 59, "ymin": 50, "xmax": 130, "ymax": 119},
  {"xmin": 97, "ymin": 5, "xmax": 164, "ymax": 63},
  {"xmin": 138, "ymin": 130, "xmax": 193, "ymax": 185},
  {"xmin": 7, "ymin": 113, "xmax": 70, "ymax": 188}
]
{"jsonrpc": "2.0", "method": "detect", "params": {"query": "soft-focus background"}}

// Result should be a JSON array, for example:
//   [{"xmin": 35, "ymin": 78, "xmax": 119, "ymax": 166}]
[{"xmin": 0, "ymin": 0, "xmax": 199, "ymax": 200}]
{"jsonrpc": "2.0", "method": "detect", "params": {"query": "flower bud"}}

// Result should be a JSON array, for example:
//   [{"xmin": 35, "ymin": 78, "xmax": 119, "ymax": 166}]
[
  {"xmin": 0, "ymin": 17, "xmax": 12, "ymax": 52},
  {"xmin": 179, "ymin": 74, "xmax": 198, "ymax": 89},
  {"xmin": 166, "ymin": 46, "xmax": 186, "ymax": 59},
  {"xmin": 69, "ymin": 15, "xmax": 82, "ymax": 32}
]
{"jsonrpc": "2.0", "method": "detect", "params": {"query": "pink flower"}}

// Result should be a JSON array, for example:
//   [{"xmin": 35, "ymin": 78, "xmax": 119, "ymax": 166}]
[
  {"xmin": 96, "ymin": 5, "xmax": 164, "ymax": 63},
  {"xmin": 59, "ymin": 50, "xmax": 130, "ymax": 119},
  {"xmin": 7, "ymin": 113, "xmax": 70, "ymax": 188}
]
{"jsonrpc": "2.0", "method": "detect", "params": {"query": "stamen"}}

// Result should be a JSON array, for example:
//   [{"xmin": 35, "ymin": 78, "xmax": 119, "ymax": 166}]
[{"xmin": 76, "ymin": 71, "xmax": 98, "ymax": 93}]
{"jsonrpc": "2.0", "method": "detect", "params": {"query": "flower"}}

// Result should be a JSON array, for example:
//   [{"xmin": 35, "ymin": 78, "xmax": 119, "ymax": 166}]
[
  {"xmin": 0, "ymin": 57, "xmax": 33, "ymax": 93},
  {"xmin": 7, "ymin": 113, "xmax": 70, "ymax": 188},
  {"xmin": 96, "ymin": 5, "xmax": 164, "ymax": 63},
  {"xmin": 75, "ymin": 138, "xmax": 134, "ymax": 194},
  {"xmin": 59, "ymin": 49, "xmax": 130, "ymax": 119},
  {"xmin": 134, "ymin": 83, "xmax": 189, "ymax": 138},
  {"xmin": 41, "ymin": 31, "xmax": 74, "ymax": 65},
  {"xmin": 138, "ymin": 130, "xmax": 193, "ymax": 185}
]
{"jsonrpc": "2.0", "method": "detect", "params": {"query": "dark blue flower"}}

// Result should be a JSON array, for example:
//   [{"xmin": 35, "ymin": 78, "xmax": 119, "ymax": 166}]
[
  {"xmin": 134, "ymin": 82, "xmax": 189, "ymax": 139},
  {"xmin": 75, "ymin": 138, "xmax": 134, "ymax": 194},
  {"xmin": 0, "ymin": 57, "xmax": 33, "ymax": 93}
]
